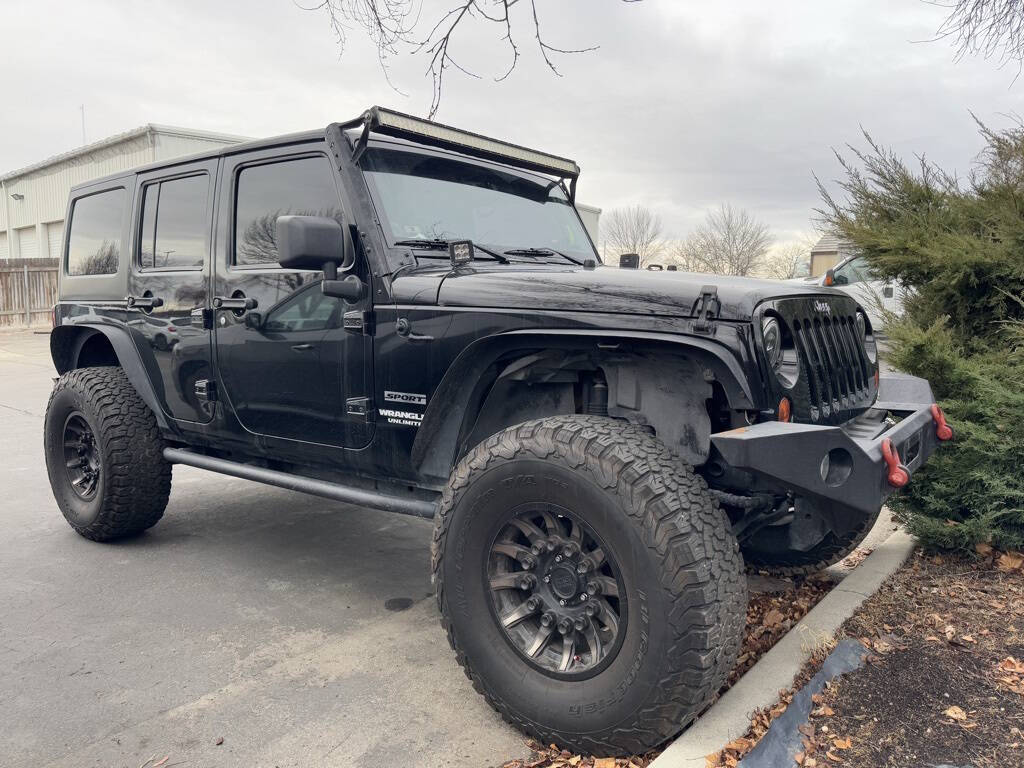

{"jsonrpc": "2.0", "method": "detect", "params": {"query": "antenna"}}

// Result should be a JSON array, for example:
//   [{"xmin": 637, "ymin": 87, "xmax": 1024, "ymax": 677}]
[{"xmin": 80, "ymin": 104, "xmax": 86, "ymax": 144}]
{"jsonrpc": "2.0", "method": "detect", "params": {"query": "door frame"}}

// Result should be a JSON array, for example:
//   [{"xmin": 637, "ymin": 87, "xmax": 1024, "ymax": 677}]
[
  {"xmin": 210, "ymin": 139, "xmax": 376, "ymax": 454},
  {"xmin": 126, "ymin": 157, "xmax": 219, "ymax": 424}
]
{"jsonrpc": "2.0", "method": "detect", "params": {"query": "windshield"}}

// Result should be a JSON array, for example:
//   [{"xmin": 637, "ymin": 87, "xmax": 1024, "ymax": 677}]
[{"xmin": 361, "ymin": 148, "xmax": 597, "ymax": 261}]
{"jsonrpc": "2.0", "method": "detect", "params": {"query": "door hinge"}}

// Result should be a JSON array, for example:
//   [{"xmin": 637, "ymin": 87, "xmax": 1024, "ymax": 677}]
[
  {"xmin": 346, "ymin": 397, "xmax": 374, "ymax": 421},
  {"xmin": 195, "ymin": 379, "xmax": 217, "ymax": 402},
  {"xmin": 692, "ymin": 285, "xmax": 720, "ymax": 334},
  {"xmin": 344, "ymin": 310, "xmax": 374, "ymax": 335},
  {"xmin": 192, "ymin": 307, "xmax": 214, "ymax": 330}
]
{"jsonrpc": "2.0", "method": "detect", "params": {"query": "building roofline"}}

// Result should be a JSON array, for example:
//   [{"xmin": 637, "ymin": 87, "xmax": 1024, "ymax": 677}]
[{"xmin": 1, "ymin": 124, "xmax": 250, "ymax": 183}]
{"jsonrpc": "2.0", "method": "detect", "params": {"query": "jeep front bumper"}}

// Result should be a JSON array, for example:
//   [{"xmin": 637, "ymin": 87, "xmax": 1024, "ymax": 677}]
[{"xmin": 710, "ymin": 373, "xmax": 949, "ymax": 516}]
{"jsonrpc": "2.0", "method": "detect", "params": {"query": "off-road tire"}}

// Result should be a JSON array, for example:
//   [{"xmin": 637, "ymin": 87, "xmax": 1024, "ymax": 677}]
[
  {"xmin": 44, "ymin": 366, "xmax": 171, "ymax": 541},
  {"xmin": 431, "ymin": 415, "xmax": 747, "ymax": 755},
  {"xmin": 741, "ymin": 505, "xmax": 881, "ymax": 577}
]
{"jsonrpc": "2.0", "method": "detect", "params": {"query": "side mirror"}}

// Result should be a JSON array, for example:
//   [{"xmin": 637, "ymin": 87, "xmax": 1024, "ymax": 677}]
[
  {"xmin": 824, "ymin": 268, "xmax": 835, "ymax": 286},
  {"xmin": 276, "ymin": 215, "xmax": 365, "ymax": 303}
]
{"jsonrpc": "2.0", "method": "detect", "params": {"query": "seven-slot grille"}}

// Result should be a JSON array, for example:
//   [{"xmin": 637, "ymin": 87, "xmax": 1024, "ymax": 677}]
[{"xmin": 790, "ymin": 311, "xmax": 873, "ymax": 422}]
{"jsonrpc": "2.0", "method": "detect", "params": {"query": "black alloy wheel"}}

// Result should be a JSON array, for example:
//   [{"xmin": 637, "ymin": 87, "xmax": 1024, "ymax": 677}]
[
  {"xmin": 62, "ymin": 412, "xmax": 100, "ymax": 500},
  {"xmin": 44, "ymin": 366, "xmax": 171, "ymax": 541},
  {"xmin": 487, "ymin": 505, "xmax": 625, "ymax": 678}
]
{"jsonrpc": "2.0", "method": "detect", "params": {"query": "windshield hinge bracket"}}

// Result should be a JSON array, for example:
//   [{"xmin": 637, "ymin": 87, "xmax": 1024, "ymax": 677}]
[
  {"xmin": 692, "ymin": 285, "xmax": 720, "ymax": 334},
  {"xmin": 344, "ymin": 310, "xmax": 374, "ymax": 335}
]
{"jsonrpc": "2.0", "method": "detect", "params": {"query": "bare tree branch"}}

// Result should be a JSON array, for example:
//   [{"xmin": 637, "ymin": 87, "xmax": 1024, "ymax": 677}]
[
  {"xmin": 302, "ymin": 0, "xmax": 636, "ymax": 118},
  {"xmin": 758, "ymin": 237, "xmax": 814, "ymax": 280},
  {"xmin": 600, "ymin": 205, "xmax": 664, "ymax": 265},
  {"xmin": 928, "ymin": 0, "xmax": 1024, "ymax": 72},
  {"xmin": 674, "ymin": 204, "xmax": 772, "ymax": 277}
]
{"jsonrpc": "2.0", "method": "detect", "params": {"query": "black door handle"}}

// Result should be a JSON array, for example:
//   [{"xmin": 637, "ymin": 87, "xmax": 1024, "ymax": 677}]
[
  {"xmin": 291, "ymin": 343, "xmax": 314, "ymax": 351},
  {"xmin": 126, "ymin": 295, "xmax": 164, "ymax": 309},
  {"xmin": 395, "ymin": 317, "xmax": 434, "ymax": 343},
  {"xmin": 213, "ymin": 296, "xmax": 258, "ymax": 311}
]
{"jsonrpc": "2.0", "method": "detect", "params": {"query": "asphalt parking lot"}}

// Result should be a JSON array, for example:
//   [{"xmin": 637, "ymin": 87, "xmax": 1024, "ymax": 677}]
[
  {"xmin": 0, "ymin": 329, "xmax": 899, "ymax": 768},
  {"xmin": 0, "ymin": 329, "xmax": 529, "ymax": 768}
]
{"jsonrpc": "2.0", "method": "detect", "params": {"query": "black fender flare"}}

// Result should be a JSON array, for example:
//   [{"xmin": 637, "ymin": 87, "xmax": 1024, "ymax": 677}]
[
  {"xmin": 50, "ymin": 323, "xmax": 172, "ymax": 431},
  {"xmin": 411, "ymin": 328, "xmax": 755, "ymax": 481}
]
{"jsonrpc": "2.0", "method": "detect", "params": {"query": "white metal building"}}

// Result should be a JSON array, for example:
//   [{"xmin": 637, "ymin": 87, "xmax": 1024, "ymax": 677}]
[{"xmin": 0, "ymin": 125, "xmax": 247, "ymax": 261}]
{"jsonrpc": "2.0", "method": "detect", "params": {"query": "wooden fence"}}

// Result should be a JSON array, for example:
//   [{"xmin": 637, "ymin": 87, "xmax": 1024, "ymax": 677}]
[{"xmin": 0, "ymin": 259, "xmax": 58, "ymax": 328}]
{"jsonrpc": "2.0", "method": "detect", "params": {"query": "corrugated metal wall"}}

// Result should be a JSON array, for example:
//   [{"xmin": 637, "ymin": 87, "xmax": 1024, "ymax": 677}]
[
  {"xmin": 16, "ymin": 226, "xmax": 37, "ymax": 259},
  {"xmin": 46, "ymin": 221, "xmax": 64, "ymax": 260},
  {"xmin": 2, "ymin": 127, "xmax": 244, "ymax": 261},
  {"xmin": 1, "ymin": 133, "xmax": 153, "ymax": 233}
]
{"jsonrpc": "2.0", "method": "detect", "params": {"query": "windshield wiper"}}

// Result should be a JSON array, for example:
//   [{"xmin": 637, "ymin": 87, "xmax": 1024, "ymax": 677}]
[
  {"xmin": 393, "ymin": 238, "xmax": 509, "ymax": 264},
  {"xmin": 503, "ymin": 247, "xmax": 585, "ymax": 266}
]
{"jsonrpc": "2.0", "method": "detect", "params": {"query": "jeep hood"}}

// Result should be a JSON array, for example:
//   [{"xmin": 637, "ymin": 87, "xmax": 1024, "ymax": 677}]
[{"xmin": 426, "ymin": 263, "xmax": 847, "ymax": 321}]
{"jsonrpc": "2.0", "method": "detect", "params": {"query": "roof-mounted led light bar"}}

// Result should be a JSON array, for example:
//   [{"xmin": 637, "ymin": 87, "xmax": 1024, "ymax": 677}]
[{"xmin": 333, "ymin": 106, "xmax": 580, "ymax": 193}]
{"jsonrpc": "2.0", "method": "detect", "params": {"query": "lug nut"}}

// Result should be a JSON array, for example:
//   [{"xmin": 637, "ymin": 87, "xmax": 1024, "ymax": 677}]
[
  {"xmin": 520, "ymin": 555, "xmax": 536, "ymax": 570},
  {"xmin": 517, "ymin": 574, "xmax": 536, "ymax": 590},
  {"xmin": 562, "ymin": 542, "xmax": 580, "ymax": 559},
  {"xmin": 540, "ymin": 611, "xmax": 556, "ymax": 628},
  {"xmin": 573, "ymin": 616, "xmax": 590, "ymax": 632},
  {"xmin": 576, "ymin": 559, "xmax": 592, "ymax": 574},
  {"xmin": 545, "ymin": 539, "xmax": 558, "ymax": 552},
  {"xmin": 525, "ymin": 596, "xmax": 542, "ymax": 612},
  {"xmin": 586, "ymin": 580, "xmax": 601, "ymax": 595},
  {"xmin": 584, "ymin": 602, "xmax": 601, "ymax": 617},
  {"xmin": 556, "ymin": 618, "xmax": 572, "ymax": 635},
  {"xmin": 530, "ymin": 543, "xmax": 544, "ymax": 556}
]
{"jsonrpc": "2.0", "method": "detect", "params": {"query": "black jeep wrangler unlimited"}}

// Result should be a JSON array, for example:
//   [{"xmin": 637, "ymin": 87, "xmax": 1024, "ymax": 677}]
[{"xmin": 44, "ymin": 107, "xmax": 950, "ymax": 754}]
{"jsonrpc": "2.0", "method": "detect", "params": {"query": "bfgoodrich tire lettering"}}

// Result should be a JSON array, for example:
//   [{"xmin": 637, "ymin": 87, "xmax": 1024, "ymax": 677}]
[
  {"xmin": 432, "ymin": 415, "xmax": 747, "ymax": 755},
  {"xmin": 44, "ymin": 366, "xmax": 171, "ymax": 541}
]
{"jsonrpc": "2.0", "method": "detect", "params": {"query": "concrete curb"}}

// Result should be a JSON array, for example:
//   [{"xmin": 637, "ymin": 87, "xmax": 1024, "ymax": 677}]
[{"xmin": 649, "ymin": 529, "xmax": 917, "ymax": 768}]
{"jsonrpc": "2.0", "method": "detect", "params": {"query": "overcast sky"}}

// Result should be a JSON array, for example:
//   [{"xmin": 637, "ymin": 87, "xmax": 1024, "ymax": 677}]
[{"xmin": 1, "ymin": 0, "xmax": 1018, "ymax": 244}]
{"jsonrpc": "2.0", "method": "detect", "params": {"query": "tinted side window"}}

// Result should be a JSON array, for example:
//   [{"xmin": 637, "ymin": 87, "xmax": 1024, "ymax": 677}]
[
  {"xmin": 67, "ymin": 189, "xmax": 126, "ymax": 276},
  {"xmin": 139, "ymin": 174, "xmax": 209, "ymax": 270},
  {"xmin": 263, "ymin": 282, "xmax": 341, "ymax": 332},
  {"xmin": 834, "ymin": 256, "xmax": 872, "ymax": 285},
  {"xmin": 234, "ymin": 156, "xmax": 339, "ymax": 266}
]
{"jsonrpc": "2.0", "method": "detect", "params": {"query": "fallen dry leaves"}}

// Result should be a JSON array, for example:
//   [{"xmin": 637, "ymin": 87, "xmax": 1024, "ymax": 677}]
[
  {"xmin": 837, "ymin": 547, "xmax": 873, "ymax": 569},
  {"xmin": 726, "ymin": 575, "xmax": 833, "ymax": 688},
  {"xmin": 996, "ymin": 656, "xmax": 1024, "ymax": 696},
  {"xmin": 943, "ymin": 704, "xmax": 968, "ymax": 722},
  {"xmin": 996, "ymin": 551, "xmax": 1024, "ymax": 572},
  {"xmin": 501, "ymin": 742, "xmax": 652, "ymax": 768}
]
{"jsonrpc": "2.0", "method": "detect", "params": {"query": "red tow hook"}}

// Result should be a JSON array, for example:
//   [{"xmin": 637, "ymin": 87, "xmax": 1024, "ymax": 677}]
[
  {"xmin": 930, "ymin": 404, "xmax": 954, "ymax": 441},
  {"xmin": 881, "ymin": 438, "xmax": 910, "ymax": 488}
]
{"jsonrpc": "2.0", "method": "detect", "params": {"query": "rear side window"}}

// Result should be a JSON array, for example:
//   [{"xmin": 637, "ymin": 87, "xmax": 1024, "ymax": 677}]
[
  {"xmin": 67, "ymin": 188, "xmax": 126, "ymax": 276},
  {"xmin": 138, "ymin": 174, "xmax": 209, "ymax": 270},
  {"xmin": 234, "ymin": 156, "xmax": 339, "ymax": 266}
]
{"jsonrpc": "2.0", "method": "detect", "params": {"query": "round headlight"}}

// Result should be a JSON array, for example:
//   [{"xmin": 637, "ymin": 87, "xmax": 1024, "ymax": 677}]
[
  {"xmin": 855, "ymin": 312, "xmax": 868, "ymax": 342},
  {"xmin": 762, "ymin": 317, "xmax": 782, "ymax": 370}
]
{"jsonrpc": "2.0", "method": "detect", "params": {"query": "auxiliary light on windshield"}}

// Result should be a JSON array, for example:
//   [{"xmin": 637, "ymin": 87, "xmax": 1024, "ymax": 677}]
[{"xmin": 333, "ymin": 106, "xmax": 581, "ymax": 200}]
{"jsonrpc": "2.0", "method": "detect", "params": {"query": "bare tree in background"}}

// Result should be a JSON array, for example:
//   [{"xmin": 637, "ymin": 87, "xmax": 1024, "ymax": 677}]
[
  {"xmin": 931, "ymin": 0, "xmax": 1024, "ymax": 69},
  {"xmin": 600, "ymin": 205, "xmax": 664, "ymax": 265},
  {"xmin": 759, "ymin": 237, "xmax": 813, "ymax": 280},
  {"xmin": 302, "ymin": 0, "xmax": 641, "ymax": 118},
  {"xmin": 674, "ymin": 204, "xmax": 771, "ymax": 276}
]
